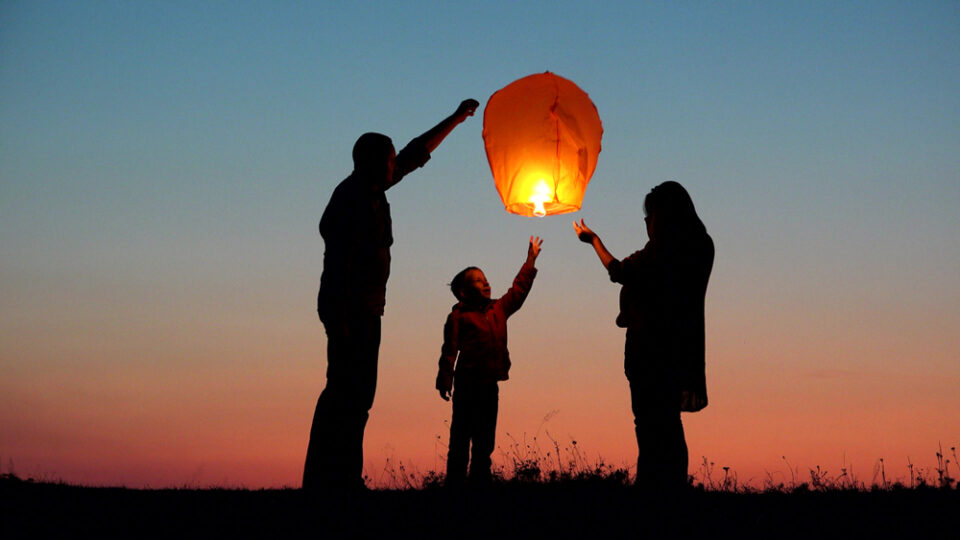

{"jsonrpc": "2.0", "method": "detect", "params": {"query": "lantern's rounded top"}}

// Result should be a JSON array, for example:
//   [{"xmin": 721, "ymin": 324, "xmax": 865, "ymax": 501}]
[{"xmin": 483, "ymin": 72, "xmax": 603, "ymax": 217}]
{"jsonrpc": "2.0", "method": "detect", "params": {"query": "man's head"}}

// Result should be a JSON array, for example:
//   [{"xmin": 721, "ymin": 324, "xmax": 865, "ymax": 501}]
[
  {"xmin": 451, "ymin": 266, "xmax": 490, "ymax": 303},
  {"xmin": 352, "ymin": 132, "xmax": 396, "ymax": 188}
]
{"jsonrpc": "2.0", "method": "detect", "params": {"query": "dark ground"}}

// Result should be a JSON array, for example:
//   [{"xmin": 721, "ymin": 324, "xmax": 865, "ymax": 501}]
[{"xmin": 2, "ymin": 475, "xmax": 956, "ymax": 538}]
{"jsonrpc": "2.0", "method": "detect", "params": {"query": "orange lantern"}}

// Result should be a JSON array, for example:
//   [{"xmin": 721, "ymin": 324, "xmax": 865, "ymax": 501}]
[{"xmin": 483, "ymin": 72, "xmax": 603, "ymax": 217}]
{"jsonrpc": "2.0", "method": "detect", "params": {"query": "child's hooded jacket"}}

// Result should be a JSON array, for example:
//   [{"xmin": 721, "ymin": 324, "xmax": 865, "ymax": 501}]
[{"xmin": 436, "ymin": 260, "xmax": 537, "ymax": 391}]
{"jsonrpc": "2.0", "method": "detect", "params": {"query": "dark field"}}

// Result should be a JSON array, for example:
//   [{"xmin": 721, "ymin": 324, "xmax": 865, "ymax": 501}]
[{"xmin": 2, "ymin": 475, "xmax": 957, "ymax": 538}]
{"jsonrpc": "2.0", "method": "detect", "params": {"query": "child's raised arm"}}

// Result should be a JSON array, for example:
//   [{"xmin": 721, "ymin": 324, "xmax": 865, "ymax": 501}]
[{"xmin": 500, "ymin": 237, "xmax": 541, "ymax": 316}]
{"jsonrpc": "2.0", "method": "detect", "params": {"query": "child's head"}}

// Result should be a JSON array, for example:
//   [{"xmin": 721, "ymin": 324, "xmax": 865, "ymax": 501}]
[{"xmin": 450, "ymin": 266, "xmax": 491, "ymax": 303}]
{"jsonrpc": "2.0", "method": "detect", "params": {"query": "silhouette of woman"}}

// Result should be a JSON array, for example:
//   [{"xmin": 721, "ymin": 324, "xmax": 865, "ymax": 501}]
[{"xmin": 574, "ymin": 181, "xmax": 714, "ymax": 488}]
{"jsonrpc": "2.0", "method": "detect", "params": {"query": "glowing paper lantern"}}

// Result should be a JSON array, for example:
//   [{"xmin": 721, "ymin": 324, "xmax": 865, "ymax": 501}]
[{"xmin": 483, "ymin": 72, "xmax": 603, "ymax": 217}]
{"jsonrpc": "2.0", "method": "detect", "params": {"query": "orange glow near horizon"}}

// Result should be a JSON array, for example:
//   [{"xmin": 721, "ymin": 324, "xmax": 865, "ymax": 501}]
[
  {"xmin": 2, "ymin": 226, "xmax": 957, "ymax": 490},
  {"xmin": 2, "ymin": 301, "xmax": 956, "ymax": 489}
]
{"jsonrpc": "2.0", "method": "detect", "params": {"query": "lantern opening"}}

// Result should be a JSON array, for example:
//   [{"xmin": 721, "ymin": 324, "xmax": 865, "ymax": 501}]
[{"xmin": 530, "ymin": 179, "xmax": 553, "ymax": 217}]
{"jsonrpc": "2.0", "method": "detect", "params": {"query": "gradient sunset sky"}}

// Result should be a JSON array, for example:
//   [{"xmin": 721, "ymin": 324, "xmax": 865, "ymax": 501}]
[{"xmin": 2, "ymin": 1, "xmax": 958, "ymax": 488}]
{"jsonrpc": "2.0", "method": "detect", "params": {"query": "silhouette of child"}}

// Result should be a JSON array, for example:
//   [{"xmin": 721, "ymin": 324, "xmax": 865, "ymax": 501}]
[{"xmin": 436, "ymin": 236, "xmax": 542, "ymax": 485}]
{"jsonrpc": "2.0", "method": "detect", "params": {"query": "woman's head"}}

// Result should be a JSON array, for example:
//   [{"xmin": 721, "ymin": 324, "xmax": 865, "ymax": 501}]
[{"xmin": 643, "ymin": 181, "xmax": 706, "ymax": 244}]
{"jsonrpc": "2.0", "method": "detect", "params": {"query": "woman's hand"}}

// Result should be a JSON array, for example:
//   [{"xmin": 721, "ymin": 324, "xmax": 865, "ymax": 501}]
[
  {"xmin": 573, "ymin": 219, "xmax": 597, "ymax": 244},
  {"xmin": 573, "ymin": 218, "xmax": 617, "ymax": 269}
]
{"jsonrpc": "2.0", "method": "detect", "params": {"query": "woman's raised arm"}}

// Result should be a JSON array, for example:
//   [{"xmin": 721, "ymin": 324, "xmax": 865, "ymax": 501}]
[{"xmin": 573, "ymin": 219, "xmax": 617, "ymax": 270}]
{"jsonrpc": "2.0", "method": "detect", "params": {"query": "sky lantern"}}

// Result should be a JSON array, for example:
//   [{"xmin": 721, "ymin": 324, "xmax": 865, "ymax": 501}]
[{"xmin": 483, "ymin": 72, "xmax": 603, "ymax": 217}]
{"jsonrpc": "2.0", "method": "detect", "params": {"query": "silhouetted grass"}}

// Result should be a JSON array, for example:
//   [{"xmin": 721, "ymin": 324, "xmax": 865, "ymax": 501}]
[
  {"xmin": 371, "ymin": 432, "xmax": 632, "ymax": 490},
  {"xmin": 3, "ymin": 470, "xmax": 957, "ymax": 538},
  {"xmin": 373, "ymin": 436, "xmax": 958, "ymax": 494},
  {"xmin": 2, "ymin": 444, "xmax": 957, "ymax": 537}
]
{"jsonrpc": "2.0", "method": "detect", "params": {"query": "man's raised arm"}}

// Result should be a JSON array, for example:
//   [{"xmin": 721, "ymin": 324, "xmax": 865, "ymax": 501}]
[
  {"xmin": 419, "ymin": 99, "xmax": 479, "ymax": 152},
  {"xmin": 390, "ymin": 99, "xmax": 479, "ymax": 188}
]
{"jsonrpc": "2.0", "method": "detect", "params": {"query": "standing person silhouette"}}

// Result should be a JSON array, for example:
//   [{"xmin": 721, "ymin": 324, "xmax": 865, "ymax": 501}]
[
  {"xmin": 436, "ymin": 237, "xmax": 542, "ymax": 486},
  {"xmin": 573, "ymin": 181, "xmax": 713, "ymax": 489},
  {"xmin": 304, "ymin": 99, "xmax": 479, "ymax": 491}
]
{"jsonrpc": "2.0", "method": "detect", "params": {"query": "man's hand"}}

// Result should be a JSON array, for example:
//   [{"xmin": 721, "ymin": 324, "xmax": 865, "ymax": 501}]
[
  {"xmin": 420, "ymin": 99, "xmax": 480, "ymax": 153},
  {"xmin": 439, "ymin": 388, "xmax": 451, "ymax": 401},
  {"xmin": 455, "ymin": 99, "xmax": 480, "ymax": 121},
  {"xmin": 573, "ymin": 219, "xmax": 597, "ymax": 244},
  {"xmin": 527, "ymin": 236, "xmax": 543, "ymax": 261}
]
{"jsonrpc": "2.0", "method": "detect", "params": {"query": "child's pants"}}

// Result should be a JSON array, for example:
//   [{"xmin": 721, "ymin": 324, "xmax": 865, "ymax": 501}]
[{"xmin": 446, "ymin": 381, "xmax": 499, "ymax": 484}]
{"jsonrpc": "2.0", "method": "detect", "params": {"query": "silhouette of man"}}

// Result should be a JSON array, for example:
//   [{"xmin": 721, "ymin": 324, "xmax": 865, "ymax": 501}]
[{"xmin": 304, "ymin": 99, "xmax": 479, "ymax": 490}]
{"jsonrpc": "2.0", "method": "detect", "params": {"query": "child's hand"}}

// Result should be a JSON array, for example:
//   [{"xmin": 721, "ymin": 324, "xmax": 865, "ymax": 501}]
[
  {"xmin": 527, "ymin": 236, "xmax": 543, "ymax": 261},
  {"xmin": 573, "ymin": 219, "xmax": 597, "ymax": 244},
  {"xmin": 437, "ymin": 374, "xmax": 453, "ymax": 400}
]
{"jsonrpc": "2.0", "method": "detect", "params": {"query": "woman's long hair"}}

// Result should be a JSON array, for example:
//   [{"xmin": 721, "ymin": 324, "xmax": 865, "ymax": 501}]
[
  {"xmin": 643, "ymin": 181, "xmax": 708, "ymax": 254},
  {"xmin": 642, "ymin": 182, "xmax": 712, "ymax": 411}
]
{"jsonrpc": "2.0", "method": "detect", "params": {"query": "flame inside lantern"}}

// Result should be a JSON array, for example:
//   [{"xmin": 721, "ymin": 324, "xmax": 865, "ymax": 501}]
[{"xmin": 530, "ymin": 178, "xmax": 553, "ymax": 217}]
